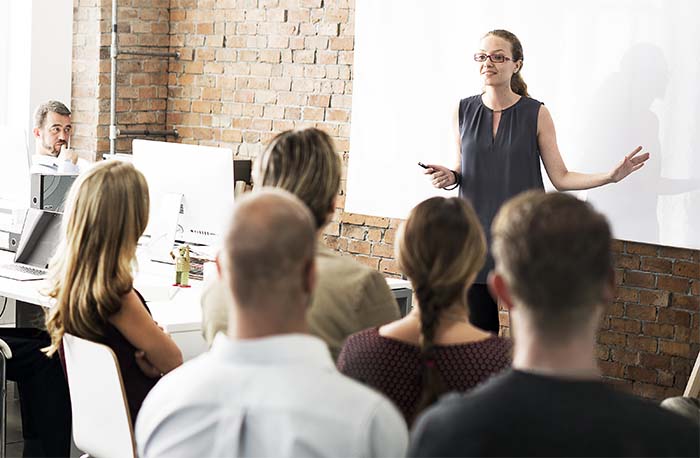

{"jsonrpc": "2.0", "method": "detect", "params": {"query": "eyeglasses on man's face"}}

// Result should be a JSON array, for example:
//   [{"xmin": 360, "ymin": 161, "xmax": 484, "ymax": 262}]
[{"xmin": 473, "ymin": 53, "xmax": 513, "ymax": 64}]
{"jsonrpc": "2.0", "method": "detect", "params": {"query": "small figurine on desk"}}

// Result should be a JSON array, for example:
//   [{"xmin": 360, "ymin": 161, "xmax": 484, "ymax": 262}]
[{"xmin": 170, "ymin": 245, "xmax": 191, "ymax": 288}]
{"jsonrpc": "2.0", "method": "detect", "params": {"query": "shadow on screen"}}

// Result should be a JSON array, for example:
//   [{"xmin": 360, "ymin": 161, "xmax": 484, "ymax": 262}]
[{"xmin": 578, "ymin": 43, "xmax": 699, "ymax": 245}]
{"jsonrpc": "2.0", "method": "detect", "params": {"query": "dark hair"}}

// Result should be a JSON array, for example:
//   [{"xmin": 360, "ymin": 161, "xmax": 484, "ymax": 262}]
[
  {"xmin": 398, "ymin": 197, "xmax": 486, "ymax": 423},
  {"xmin": 491, "ymin": 191, "xmax": 613, "ymax": 341},
  {"xmin": 34, "ymin": 100, "xmax": 71, "ymax": 129},
  {"xmin": 255, "ymin": 128, "xmax": 341, "ymax": 230},
  {"xmin": 484, "ymin": 29, "xmax": 529, "ymax": 97}
]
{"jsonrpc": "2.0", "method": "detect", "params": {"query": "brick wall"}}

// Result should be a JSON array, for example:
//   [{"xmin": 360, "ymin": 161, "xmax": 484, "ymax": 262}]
[
  {"xmin": 599, "ymin": 241, "xmax": 699, "ymax": 399},
  {"xmin": 71, "ymin": 0, "xmax": 699, "ymax": 400},
  {"xmin": 71, "ymin": 0, "xmax": 171, "ymax": 160}
]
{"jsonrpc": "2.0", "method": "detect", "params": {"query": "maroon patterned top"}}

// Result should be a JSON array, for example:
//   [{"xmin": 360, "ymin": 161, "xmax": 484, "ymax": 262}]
[{"xmin": 337, "ymin": 327, "xmax": 511, "ymax": 422}]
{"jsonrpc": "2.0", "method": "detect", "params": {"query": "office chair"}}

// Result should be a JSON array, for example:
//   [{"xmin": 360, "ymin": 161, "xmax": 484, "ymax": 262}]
[
  {"xmin": 0, "ymin": 338, "xmax": 12, "ymax": 458},
  {"xmin": 62, "ymin": 334, "xmax": 135, "ymax": 458}
]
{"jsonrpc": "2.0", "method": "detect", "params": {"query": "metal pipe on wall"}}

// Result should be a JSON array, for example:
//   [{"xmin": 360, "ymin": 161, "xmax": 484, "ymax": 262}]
[{"xmin": 109, "ymin": 0, "xmax": 178, "ymax": 156}]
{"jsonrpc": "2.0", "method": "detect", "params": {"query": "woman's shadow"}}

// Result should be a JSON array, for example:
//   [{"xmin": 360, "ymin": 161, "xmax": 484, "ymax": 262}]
[{"xmin": 575, "ymin": 43, "xmax": 699, "ymax": 245}]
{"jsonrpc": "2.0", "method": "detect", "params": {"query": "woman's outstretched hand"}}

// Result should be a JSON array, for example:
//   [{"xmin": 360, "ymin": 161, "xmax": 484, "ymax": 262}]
[
  {"xmin": 424, "ymin": 164, "xmax": 455, "ymax": 189},
  {"xmin": 609, "ymin": 146, "xmax": 650, "ymax": 183}
]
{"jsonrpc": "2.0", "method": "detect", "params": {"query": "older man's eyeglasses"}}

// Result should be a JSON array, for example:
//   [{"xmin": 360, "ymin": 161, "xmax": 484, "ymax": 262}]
[{"xmin": 473, "ymin": 53, "xmax": 513, "ymax": 64}]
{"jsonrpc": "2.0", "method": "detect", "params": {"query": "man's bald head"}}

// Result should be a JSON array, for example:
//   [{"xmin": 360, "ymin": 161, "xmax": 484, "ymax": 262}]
[{"xmin": 221, "ymin": 189, "xmax": 316, "ymax": 312}]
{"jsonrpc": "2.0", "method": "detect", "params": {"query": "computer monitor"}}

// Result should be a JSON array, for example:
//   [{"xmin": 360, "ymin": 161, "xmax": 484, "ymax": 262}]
[{"xmin": 132, "ymin": 139, "xmax": 234, "ymax": 247}]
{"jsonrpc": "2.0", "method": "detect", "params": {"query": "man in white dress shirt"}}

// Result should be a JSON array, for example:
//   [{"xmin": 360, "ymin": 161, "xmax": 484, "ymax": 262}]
[
  {"xmin": 31, "ymin": 100, "xmax": 84, "ymax": 174},
  {"xmin": 136, "ymin": 189, "xmax": 408, "ymax": 458}
]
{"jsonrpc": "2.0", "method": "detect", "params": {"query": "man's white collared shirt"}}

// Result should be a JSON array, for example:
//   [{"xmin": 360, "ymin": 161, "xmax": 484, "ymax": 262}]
[
  {"xmin": 136, "ymin": 333, "xmax": 408, "ymax": 458},
  {"xmin": 30, "ymin": 154, "xmax": 83, "ymax": 174}
]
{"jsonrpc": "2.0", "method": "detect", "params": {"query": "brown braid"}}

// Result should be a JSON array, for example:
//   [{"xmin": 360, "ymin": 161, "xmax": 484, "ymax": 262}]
[{"xmin": 398, "ymin": 197, "xmax": 486, "ymax": 424}]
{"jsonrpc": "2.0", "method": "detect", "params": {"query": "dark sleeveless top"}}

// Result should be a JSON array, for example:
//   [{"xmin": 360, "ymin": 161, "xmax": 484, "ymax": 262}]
[
  {"xmin": 459, "ymin": 95, "xmax": 545, "ymax": 283},
  {"xmin": 97, "ymin": 290, "xmax": 158, "ymax": 425}
]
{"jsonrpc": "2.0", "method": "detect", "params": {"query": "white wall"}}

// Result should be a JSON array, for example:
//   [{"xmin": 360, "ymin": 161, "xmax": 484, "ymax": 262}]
[
  {"xmin": 0, "ymin": 0, "xmax": 72, "ymax": 142},
  {"xmin": 346, "ymin": 0, "xmax": 700, "ymax": 250}
]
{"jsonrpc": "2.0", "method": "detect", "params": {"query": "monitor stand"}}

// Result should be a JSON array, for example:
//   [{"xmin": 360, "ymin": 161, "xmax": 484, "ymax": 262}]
[{"xmin": 147, "ymin": 192, "xmax": 182, "ymax": 264}]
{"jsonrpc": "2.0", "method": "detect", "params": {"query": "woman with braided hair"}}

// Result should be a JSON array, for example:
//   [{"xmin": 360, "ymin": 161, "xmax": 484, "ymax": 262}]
[{"xmin": 337, "ymin": 196, "xmax": 511, "ymax": 424}]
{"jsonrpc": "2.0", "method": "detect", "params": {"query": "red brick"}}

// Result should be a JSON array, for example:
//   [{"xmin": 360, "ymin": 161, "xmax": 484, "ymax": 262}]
[
  {"xmin": 598, "ymin": 361, "xmax": 624, "ymax": 378},
  {"xmin": 598, "ymin": 331, "xmax": 626, "ymax": 346},
  {"xmin": 640, "ymin": 257, "xmax": 672, "ymax": 274},
  {"xmin": 610, "ymin": 348, "xmax": 638, "ymax": 365},
  {"xmin": 671, "ymin": 357, "xmax": 692, "ymax": 376},
  {"xmin": 641, "ymin": 322, "xmax": 674, "ymax": 339},
  {"xmin": 674, "ymin": 326, "xmax": 690, "ymax": 342},
  {"xmin": 627, "ymin": 335, "xmax": 658, "ymax": 353},
  {"xmin": 625, "ymin": 366, "xmax": 657, "ymax": 383},
  {"xmin": 657, "ymin": 276, "xmax": 691, "ymax": 293},
  {"xmin": 657, "ymin": 371, "xmax": 675, "ymax": 387},
  {"xmin": 347, "ymin": 240, "xmax": 371, "ymax": 255},
  {"xmin": 638, "ymin": 290, "xmax": 669, "ymax": 307},
  {"xmin": 606, "ymin": 302, "xmax": 624, "ymax": 317},
  {"xmin": 367, "ymin": 228, "xmax": 382, "ymax": 242},
  {"xmin": 611, "ymin": 239, "xmax": 625, "ymax": 253},
  {"xmin": 340, "ymin": 213, "xmax": 365, "ymax": 225},
  {"xmin": 659, "ymin": 246, "xmax": 694, "ymax": 260},
  {"xmin": 365, "ymin": 216, "xmax": 391, "ymax": 228},
  {"xmin": 596, "ymin": 345, "xmax": 610, "ymax": 361},
  {"xmin": 673, "ymin": 261, "xmax": 700, "ymax": 279},
  {"xmin": 383, "ymin": 229, "xmax": 397, "ymax": 244},
  {"xmin": 625, "ymin": 304, "xmax": 657, "ymax": 321},
  {"xmin": 657, "ymin": 309, "xmax": 691, "ymax": 326},
  {"xmin": 623, "ymin": 271, "xmax": 655, "ymax": 288},
  {"xmin": 659, "ymin": 340, "xmax": 691, "ymax": 357},
  {"xmin": 352, "ymin": 255, "xmax": 379, "ymax": 270},
  {"xmin": 614, "ymin": 287, "xmax": 639, "ymax": 303},
  {"xmin": 379, "ymin": 258, "xmax": 401, "ymax": 276},
  {"xmin": 371, "ymin": 243, "xmax": 395, "ymax": 258},
  {"xmin": 610, "ymin": 318, "xmax": 641, "ymax": 333},
  {"xmin": 671, "ymin": 294, "xmax": 699, "ymax": 311},
  {"xmin": 626, "ymin": 242, "xmax": 658, "ymax": 256},
  {"xmin": 639, "ymin": 353, "xmax": 671, "ymax": 370},
  {"xmin": 614, "ymin": 254, "xmax": 639, "ymax": 269}
]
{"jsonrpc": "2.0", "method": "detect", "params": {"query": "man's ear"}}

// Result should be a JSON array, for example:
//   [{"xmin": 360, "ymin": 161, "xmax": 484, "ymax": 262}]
[
  {"xmin": 487, "ymin": 270, "xmax": 515, "ymax": 311},
  {"xmin": 33, "ymin": 127, "xmax": 41, "ymax": 139},
  {"xmin": 602, "ymin": 267, "xmax": 615, "ymax": 304}
]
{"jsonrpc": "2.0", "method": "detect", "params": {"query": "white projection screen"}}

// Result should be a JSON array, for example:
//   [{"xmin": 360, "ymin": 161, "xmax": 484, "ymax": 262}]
[{"xmin": 346, "ymin": 0, "xmax": 700, "ymax": 250}]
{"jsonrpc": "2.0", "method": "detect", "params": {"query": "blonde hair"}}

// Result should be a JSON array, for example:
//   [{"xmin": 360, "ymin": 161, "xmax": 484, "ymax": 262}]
[
  {"xmin": 44, "ymin": 161, "xmax": 149, "ymax": 356},
  {"xmin": 397, "ymin": 196, "xmax": 486, "ymax": 422},
  {"xmin": 254, "ymin": 128, "xmax": 340, "ymax": 229}
]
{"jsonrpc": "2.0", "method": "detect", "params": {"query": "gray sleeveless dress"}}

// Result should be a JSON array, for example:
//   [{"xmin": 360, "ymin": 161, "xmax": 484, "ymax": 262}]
[{"xmin": 459, "ymin": 94, "xmax": 545, "ymax": 283}]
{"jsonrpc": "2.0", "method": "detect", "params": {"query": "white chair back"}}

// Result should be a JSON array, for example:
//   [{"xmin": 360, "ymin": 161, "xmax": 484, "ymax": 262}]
[{"xmin": 62, "ymin": 334, "xmax": 136, "ymax": 458}]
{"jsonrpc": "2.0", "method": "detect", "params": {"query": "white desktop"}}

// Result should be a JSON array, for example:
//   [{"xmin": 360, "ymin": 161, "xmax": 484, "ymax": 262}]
[{"xmin": 132, "ymin": 139, "xmax": 235, "ymax": 249}]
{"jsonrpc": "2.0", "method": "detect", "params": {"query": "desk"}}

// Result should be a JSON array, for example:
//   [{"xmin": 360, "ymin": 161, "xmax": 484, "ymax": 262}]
[{"xmin": 0, "ymin": 251, "xmax": 414, "ymax": 359}]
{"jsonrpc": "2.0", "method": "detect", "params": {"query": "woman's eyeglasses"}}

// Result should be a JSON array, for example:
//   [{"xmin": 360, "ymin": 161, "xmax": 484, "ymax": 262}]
[{"xmin": 473, "ymin": 53, "xmax": 513, "ymax": 64}]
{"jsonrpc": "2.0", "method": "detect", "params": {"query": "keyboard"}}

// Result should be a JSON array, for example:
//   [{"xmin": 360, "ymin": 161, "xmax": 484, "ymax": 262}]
[{"xmin": 2, "ymin": 264, "xmax": 46, "ymax": 276}]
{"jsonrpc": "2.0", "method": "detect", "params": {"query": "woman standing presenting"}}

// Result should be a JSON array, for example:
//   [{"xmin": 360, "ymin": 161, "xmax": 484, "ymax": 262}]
[{"xmin": 425, "ymin": 29, "xmax": 649, "ymax": 333}]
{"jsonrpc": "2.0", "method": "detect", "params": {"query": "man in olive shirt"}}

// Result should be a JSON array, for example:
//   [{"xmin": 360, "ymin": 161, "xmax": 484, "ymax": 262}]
[
  {"xmin": 410, "ymin": 192, "xmax": 699, "ymax": 457},
  {"xmin": 201, "ymin": 128, "xmax": 400, "ymax": 359}
]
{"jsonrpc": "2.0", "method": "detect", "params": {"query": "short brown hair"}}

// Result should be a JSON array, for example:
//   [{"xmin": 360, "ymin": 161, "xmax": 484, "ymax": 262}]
[
  {"xmin": 491, "ymin": 191, "xmax": 612, "ymax": 339},
  {"xmin": 254, "ymin": 128, "xmax": 340, "ymax": 229},
  {"xmin": 34, "ymin": 100, "xmax": 71, "ymax": 129}
]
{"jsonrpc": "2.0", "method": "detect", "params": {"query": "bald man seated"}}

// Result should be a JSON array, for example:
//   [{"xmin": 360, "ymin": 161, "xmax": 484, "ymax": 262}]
[{"xmin": 136, "ymin": 190, "xmax": 408, "ymax": 458}]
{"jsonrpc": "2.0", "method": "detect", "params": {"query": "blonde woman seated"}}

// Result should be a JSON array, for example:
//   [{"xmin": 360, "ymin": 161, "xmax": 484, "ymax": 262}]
[
  {"xmin": 201, "ymin": 128, "xmax": 400, "ymax": 360},
  {"xmin": 43, "ymin": 161, "xmax": 183, "ymax": 424},
  {"xmin": 338, "ymin": 197, "xmax": 511, "ymax": 424}
]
